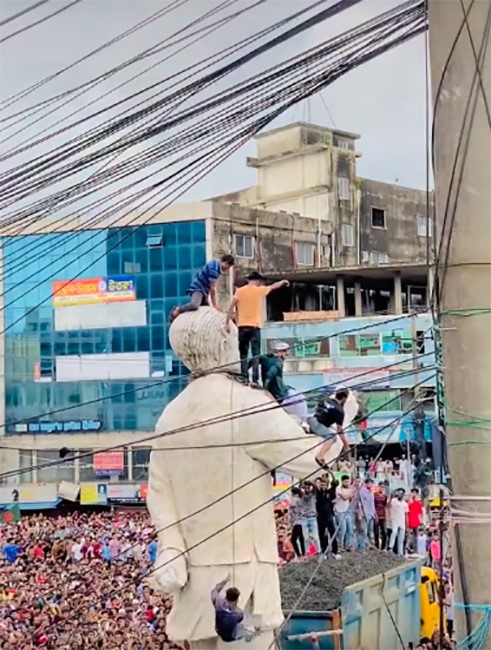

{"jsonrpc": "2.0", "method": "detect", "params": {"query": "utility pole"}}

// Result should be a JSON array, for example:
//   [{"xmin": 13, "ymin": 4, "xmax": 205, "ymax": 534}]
[{"xmin": 428, "ymin": 0, "xmax": 491, "ymax": 644}]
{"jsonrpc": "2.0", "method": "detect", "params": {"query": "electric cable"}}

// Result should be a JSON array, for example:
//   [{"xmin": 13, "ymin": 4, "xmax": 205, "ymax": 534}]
[
  {"xmin": 1, "ymin": 320, "xmax": 434, "ymax": 435},
  {"xmin": 0, "ymin": 0, "xmax": 353, "ymax": 163},
  {"xmin": 0, "ymin": 7, "xmax": 427, "ymax": 333},
  {"xmin": 0, "ymin": 0, "xmax": 190, "ymax": 111},
  {"xmin": 0, "ymin": 1, "xmax": 424, "ymax": 294},
  {"xmin": 0, "ymin": 0, "xmax": 255, "ymax": 150},
  {"xmin": 0, "ymin": 0, "xmax": 50, "ymax": 28},
  {"xmin": 0, "ymin": 0, "xmax": 81, "ymax": 44},
  {"xmin": 0, "ymin": 363, "xmax": 435, "ymax": 481}
]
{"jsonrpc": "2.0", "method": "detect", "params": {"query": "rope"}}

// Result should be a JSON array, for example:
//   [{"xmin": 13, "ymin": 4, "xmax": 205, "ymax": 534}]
[{"xmin": 454, "ymin": 604, "xmax": 491, "ymax": 650}]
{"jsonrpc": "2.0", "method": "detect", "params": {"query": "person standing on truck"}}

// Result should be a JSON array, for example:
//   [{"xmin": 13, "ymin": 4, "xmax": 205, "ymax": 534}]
[
  {"xmin": 300, "ymin": 481, "xmax": 321, "ymax": 554},
  {"xmin": 333, "ymin": 475, "xmax": 355, "ymax": 551},
  {"xmin": 388, "ymin": 489, "xmax": 409, "ymax": 555},
  {"xmin": 224, "ymin": 271, "xmax": 290, "ymax": 386},
  {"xmin": 315, "ymin": 474, "xmax": 341, "ymax": 559},
  {"xmin": 373, "ymin": 481, "xmax": 388, "ymax": 550}
]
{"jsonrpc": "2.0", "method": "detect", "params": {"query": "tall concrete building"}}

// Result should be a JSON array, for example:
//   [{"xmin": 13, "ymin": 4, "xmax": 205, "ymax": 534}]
[{"xmin": 214, "ymin": 122, "xmax": 432, "ymax": 268}]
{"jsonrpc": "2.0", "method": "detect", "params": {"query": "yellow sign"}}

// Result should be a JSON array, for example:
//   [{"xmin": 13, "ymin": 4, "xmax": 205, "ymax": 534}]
[{"xmin": 80, "ymin": 484, "xmax": 107, "ymax": 505}]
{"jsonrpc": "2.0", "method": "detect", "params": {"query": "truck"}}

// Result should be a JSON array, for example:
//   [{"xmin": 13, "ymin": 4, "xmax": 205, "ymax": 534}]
[{"xmin": 278, "ymin": 561, "xmax": 442, "ymax": 649}]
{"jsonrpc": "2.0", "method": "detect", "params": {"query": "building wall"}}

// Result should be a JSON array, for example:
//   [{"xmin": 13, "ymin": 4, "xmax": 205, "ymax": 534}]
[
  {"xmin": 212, "ymin": 122, "xmax": 433, "ymax": 268},
  {"xmin": 262, "ymin": 313, "xmax": 435, "ymax": 398},
  {"xmin": 359, "ymin": 179, "xmax": 431, "ymax": 265},
  {"xmin": 1, "ymin": 221, "xmax": 208, "ymax": 436}
]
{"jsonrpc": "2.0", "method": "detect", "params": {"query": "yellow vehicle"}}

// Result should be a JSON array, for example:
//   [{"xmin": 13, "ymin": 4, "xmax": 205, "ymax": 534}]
[{"xmin": 420, "ymin": 566, "xmax": 445, "ymax": 638}]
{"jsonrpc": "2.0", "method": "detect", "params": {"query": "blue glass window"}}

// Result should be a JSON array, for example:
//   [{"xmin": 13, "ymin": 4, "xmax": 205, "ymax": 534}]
[{"xmin": 2, "ymin": 221, "xmax": 206, "ymax": 433}]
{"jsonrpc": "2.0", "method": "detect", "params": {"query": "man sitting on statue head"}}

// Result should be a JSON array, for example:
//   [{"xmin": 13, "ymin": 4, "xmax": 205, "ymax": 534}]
[{"xmin": 170, "ymin": 254, "xmax": 235, "ymax": 323}]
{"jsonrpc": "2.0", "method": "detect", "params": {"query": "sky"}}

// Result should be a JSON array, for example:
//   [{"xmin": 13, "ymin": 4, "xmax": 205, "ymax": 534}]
[{"xmin": 0, "ymin": 0, "xmax": 431, "ymax": 221}]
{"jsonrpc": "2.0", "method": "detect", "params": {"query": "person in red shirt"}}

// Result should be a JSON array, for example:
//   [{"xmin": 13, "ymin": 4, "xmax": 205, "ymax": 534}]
[
  {"xmin": 407, "ymin": 488, "xmax": 424, "ymax": 551},
  {"xmin": 373, "ymin": 482, "xmax": 388, "ymax": 549}
]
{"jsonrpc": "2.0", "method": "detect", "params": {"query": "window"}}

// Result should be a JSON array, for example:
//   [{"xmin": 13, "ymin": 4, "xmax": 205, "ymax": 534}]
[
  {"xmin": 19, "ymin": 450, "xmax": 34, "ymax": 484},
  {"xmin": 146, "ymin": 234, "xmax": 163, "ymax": 248},
  {"xmin": 361, "ymin": 251, "xmax": 369, "ymax": 263},
  {"xmin": 371, "ymin": 207, "xmax": 386, "ymax": 229},
  {"xmin": 295, "ymin": 242, "xmax": 315, "ymax": 266},
  {"xmin": 337, "ymin": 176, "xmax": 350, "ymax": 200},
  {"xmin": 337, "ymin": 138, "xmax": 350, "ymax": 149},
  {"xmin": 124, "ymin": 261, "xmax": 141, "ymax": 273},
  {"xmin": 37, "ymin": 450, "xmax": 75, "ymax": 483},
  {"xmin": 132, "ymin": 447, "xmax": 151, "ymax": 481},
  {"xmin": 234, "ymin": 234, "xmax": 255, "ymax": 259},
  {"xmin": 341, "ymin": 224, "xmax": 354, "ymax": 247},
  {"xmin": 417, "ymin": 215, "xmax": 432, "ymax": 237},
  {"xmin": 370, "ymin": 251, "xmax": 389, "ymax": 265}
]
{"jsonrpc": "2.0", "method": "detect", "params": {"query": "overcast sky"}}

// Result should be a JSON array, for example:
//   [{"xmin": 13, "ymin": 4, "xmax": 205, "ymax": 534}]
[{"xmin": 0, "ymin": 0, "xmax": 430, "ymax": 217}]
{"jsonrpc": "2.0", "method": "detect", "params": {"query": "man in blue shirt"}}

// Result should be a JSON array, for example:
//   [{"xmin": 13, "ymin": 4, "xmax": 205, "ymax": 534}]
[
  {"xmin": 3, "ymin": 539, "xmax": 19, "ymax": 564},
  {"xmin": 211, "ymin": 576, "xmax": 260, "ymax": 643},
  {"xmin": 170, "ymin": 254, "xmax": 235, "ymax": 322}
]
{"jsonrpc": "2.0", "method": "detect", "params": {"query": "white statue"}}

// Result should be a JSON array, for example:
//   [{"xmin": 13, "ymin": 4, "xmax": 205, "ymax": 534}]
[{"xmin": 146, "ymin": 308, "xmax": 344, "ymax": 649}]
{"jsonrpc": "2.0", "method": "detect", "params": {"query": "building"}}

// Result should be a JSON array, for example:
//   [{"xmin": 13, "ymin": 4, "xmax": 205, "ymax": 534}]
[
  {"xmin": 0, "ymin": 123, "xmax": 436, "ymax": 504},
  {"xmin": 214, "ymin": 121, "xmax": 433, "ymax": 268}
]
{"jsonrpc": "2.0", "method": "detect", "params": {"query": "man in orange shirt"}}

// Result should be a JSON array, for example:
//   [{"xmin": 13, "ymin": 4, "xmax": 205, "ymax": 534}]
[{"xmin": 224, "ymin": 271, "xmax": 289, "ymax": 386}]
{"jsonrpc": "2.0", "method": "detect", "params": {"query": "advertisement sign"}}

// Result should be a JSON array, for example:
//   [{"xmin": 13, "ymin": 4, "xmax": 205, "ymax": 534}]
[
  {"xmin": 52, "ymin": 276, "xmax": 135, "ymax": 307},
  {"xmin": 80, "ymin": 484, "xmax": 107, "ymax": 505},
  {"xmin": 12, "ymin": 420, "xmax": 103, "ymax": 435},
  {"xmin": 107, "ymin": 484, "xmax": 139, "ymax": 501},
  {"xmin": 0, "ymin": 484, "xmax": 58, "ymax": 505},
  {"xmin": 94, "ymin": 450, "xmax": 124, "ymax": 476}
]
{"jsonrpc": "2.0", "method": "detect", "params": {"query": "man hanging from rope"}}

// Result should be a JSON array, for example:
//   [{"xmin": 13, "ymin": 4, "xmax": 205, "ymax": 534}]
[
  {"xmin": 307, "ymin": 388, "xmax": 352, "ymax": 466},
  {"xmin": 211, "ymin": 574, "xmax": 261, "ymax": 644}
]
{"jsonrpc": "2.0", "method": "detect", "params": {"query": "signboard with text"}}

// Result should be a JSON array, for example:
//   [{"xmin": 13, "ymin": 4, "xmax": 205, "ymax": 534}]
[
  {"xmin": 52, "ymin": 276, "xmax": 136, "ymax": 307},
  {"xmin": 12, "ymin": 420, "xmax": 103, "ymax": 435},
  {"xmin": 94, "ymin": 450, "xmax": 125, "ymax": 476}
]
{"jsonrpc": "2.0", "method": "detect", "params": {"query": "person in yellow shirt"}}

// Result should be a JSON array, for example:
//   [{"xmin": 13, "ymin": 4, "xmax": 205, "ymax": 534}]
[{"xmin": 225, "ymin": 271, "xmax": 289, "ymax": 386}]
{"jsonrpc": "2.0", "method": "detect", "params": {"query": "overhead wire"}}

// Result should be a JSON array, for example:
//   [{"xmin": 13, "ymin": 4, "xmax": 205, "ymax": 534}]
[
  {"xmin": 0, "ymin": 0, "xmax": 255, "ymax": 149},
  {"xmin": 0, "ymin": 0, "xmax": 50, "ymax": 28},
  {"xmin": 0, "ymin": 4, "xmax": 427, "ymax": 334},
  {"xmin": 0, "ymin": 0, "xmax": 81, "ymax": 44},
  {"xmin": 0, "ymin": 0, "xmax": 190, "ymax": 111},
  {"xmin": 1, "ymin": 319, "xmax": 434, "ymax": 435}
]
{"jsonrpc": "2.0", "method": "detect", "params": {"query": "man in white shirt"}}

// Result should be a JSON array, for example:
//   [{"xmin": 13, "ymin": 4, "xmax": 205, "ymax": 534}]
[
  {"xmin": 333, "ymin": 475, "xmax": 354, "ymax": 551},
  {"xmin": 388, "ymin": 490, "xmax": 409, "ymax": 555}
]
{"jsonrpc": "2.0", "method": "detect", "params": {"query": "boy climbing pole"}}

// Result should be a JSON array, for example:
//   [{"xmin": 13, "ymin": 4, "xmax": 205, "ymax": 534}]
[
  {"xmin": 170, "ymin": 254, "xmax": 235, "ymax": 323},
  {"xmin": 224, "ymin": 271, "xmax": 289, "ymax": 386}
]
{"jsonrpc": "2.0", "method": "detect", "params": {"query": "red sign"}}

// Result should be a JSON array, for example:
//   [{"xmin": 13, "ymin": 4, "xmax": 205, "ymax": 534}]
[
  {"xmin": 140, "ymin": 484, "xmax": 148, "ymax": 500},
  {"xmin": 93, "ymin": 450, "xmax": 124, "ymax": 476}
]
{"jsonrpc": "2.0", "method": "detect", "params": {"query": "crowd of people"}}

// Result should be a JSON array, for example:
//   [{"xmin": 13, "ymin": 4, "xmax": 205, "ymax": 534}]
[
  {"xmin": 0, "ymin": 511, "xmax": 185, "ymax": 650},
  {"xmin": 0, "ymin": 473, "xmax": 452, "ymax": 649}
]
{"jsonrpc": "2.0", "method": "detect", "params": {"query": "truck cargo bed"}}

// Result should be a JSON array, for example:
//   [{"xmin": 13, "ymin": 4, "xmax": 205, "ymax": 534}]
[{"xmin": 279, "ymin": 557, "xmax": 422, "ymax": 649}]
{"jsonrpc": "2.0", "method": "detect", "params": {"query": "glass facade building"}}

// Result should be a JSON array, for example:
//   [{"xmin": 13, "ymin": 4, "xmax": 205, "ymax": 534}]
[{"xmin": 3, "ymin": 221, "xmax": 207, "ymax": 434}]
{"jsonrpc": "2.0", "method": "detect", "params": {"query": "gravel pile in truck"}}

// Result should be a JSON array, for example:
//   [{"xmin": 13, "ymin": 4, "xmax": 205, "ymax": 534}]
[{"xmin": 280, "ymin": 550, "xmax": 408, "ymax": 611}]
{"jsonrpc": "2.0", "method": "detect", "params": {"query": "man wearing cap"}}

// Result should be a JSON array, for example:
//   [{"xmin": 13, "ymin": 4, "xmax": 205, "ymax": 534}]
[
  {"xmin": 258, "ymin": 341, "xmax": 291, "ymax": 403},
  {"xmin": 225, "ymin": 271, "xmax": 289, "ymax": 386}
]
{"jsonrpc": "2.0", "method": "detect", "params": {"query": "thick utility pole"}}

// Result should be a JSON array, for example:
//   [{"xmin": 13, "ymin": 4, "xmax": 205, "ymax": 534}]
[{"xmin": 428, "ymin": 0, "xmax": 491, "ymax": 643}]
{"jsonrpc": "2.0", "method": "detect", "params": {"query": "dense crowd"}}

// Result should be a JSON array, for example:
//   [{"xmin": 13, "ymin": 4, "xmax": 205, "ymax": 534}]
[
  {"xmin": 1, "ymin": 469, "xmax": 452, "ymax": 649},
  {"xmin": 0, "ymin": 511, "xmax": 185, "ymax": 650}
]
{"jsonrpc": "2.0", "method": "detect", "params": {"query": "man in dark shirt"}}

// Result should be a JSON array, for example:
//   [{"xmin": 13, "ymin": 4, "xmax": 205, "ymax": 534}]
[
  {"xmin": 210, "ymin": 576, "xmax": 259, "ymax": 643},
  {"xmin": 308, "ymin": 389, "xmax": 351, "ymax": 465},
  {"xmin": 373, "ymin": 481, "xmax": 389, "ymax": 550},
  {"xmin": 315, "ymin": 474, "xmax": 340, "ymax": 558}
]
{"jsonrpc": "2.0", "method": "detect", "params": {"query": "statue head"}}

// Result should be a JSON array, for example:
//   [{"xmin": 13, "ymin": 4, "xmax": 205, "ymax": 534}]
[{"xmin": 169, "ymin": 308, "xmax": 240, "ymax": 374}]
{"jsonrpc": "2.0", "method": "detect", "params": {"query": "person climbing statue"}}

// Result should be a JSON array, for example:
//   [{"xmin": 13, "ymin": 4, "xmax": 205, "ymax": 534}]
[
  {"xmin": 307, "ymin": 388, "xmax": 352, "ymax": 466},
  {"xmin": 170, "ymin": 254, "xmax": 235, "ymax": 323},
  {"xmin": 224, "ymin": 271, "xmax": 289, "ymax": 386},
  {"xmin": 211, "ymin": 575, "xmax": 261, "ymax": 644},
  {"xmin": 258, "ymin": 340, "xmax": 290, "ymax": 402}
]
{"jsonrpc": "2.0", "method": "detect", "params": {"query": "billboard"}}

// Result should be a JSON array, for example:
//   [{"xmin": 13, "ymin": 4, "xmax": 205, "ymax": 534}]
[
  {"xmin": 94, "ymin": 450, "xmax": 125, "ymax": 476},
  {"xmin": 52, "ymin": 275, "xmax": 136, "ymax": 307},
  {"xmin": 80, "ymin": 484, "xmax": 108, "ymax": 505}
]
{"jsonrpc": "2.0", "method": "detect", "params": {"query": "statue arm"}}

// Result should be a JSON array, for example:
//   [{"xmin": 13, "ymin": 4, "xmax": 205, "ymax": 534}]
[
  {"xmin": 146, "ymin": 460, "xmax": 188, "ymax": 592},
  {"xmin": 245, "ymin": 415, "xmax": 329, "ymax": 480}
]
